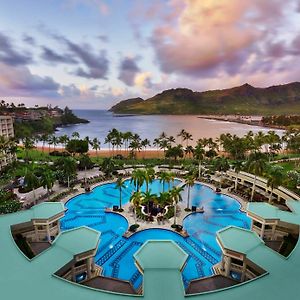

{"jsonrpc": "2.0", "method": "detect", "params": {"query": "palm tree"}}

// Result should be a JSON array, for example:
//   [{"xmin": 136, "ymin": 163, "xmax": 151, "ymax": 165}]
[
  {"xmin": 115, "ymin": 177, "xmax": 126, "ymax": 210},
  {"xmin": 184, "ymin": 174, "xmax": 195, "ymax": 210},
  {"xmin": 214, "ymin": 157, "xmax": 230, "ymax": 185},
  {"xmin": 72, "ymin": 131, "xmax": 80, "ymax": 140},
  {"xmin": 40, "ymin": 168, "xmax": 55, "ymax": 201},
  {"xmin": 59, "ymin": 134, "xmax": 69, "ymax": 150},
  {"xmin": 246, "ymin": 152, "xmax": 268, "ymax": 201},
  {"xmin": 142, "ymin": 190, "xmax": 157, "ymax": 214},
  {"xmin": 104, "ymin": 133, "xmax": 113, "ymax": 156},
  {"xmin": 267, "ymin": 166, "xmax": 285, "ymax": 203},
  {"xmin": 141, "ymin": 139, "xmax": 151, "ymax": 158},
  {"xmin": 123, "ymin": 131, "xmax": 133, "ymax": 154},
  {"xmin": 48, "ymin": 135, "xmax": 59, "ymax": 151},
  {"xmin": 177, "ymin": 129, "xmax": 186, "ymax": 144},
  {"xmin": 52, "ymin": 136, "xmax": 59, "ymax": 151},
  {"xmin": 91, "ymin": 137, "xmax": 101, "ymax": 159},
  {"xmin": 79, "ymin": 154, "xmax": 91, "ymax": 184},
  {"xmin": 168, "ymin": 136, "xmax": 176, "ymax": 146},
  {"xmin": 185, "ymin": 145, "xmax": 194, "ymax": 159},
  {"xmin": 232, "ymin": 160, "xmax": 244, "ymax": 191},
  {"xmin": 23, "ymin": 137, "xmax": 34, "ymax": 161},
  {"xmin": 183, "ymin": 131, "xmax": 193, "ymax": 147},
  {"xmin": 158, "ymin": 171, "xmax": 171, "ymax": 192},
  {"xmin": 131, "ymin": 169, "xmax": 145, "ymax": 192},
  {"xmin": 24, "ymin": 168, "xmax": 39, "ymax": 204},
  {"xmin": 159, "ymin": 139, "xmax": 169, "ymax": 158},
  {"xmin": 170, "ymin": 186, "xmax": 184, "ymax": 225},
  {"xmin": 62, "ymin": 157, "xmax": 77, "ymax": 188},
  {"xmin": 40, "ymin": 134, "xmax": 49, "ymax": 152},
  {"xmin": 153, "ymin": 138, "xmax": 161, "ymax": 156},
  {"xmin": 0, "ymin": 136, "xmax": 9, "ymax": 160},
  {"xmin": 266, "ymin": 131, "xmax": 281, "ymax": 160},
  {"xmin": 254, "ymin": 131, "xmax": 266, "ymax": 152},
  {"xmin": 144, "ymin": 168, "xmax": 155, "ymax": 192},
  {"xmin": 129, "ymin": 140, "xmax": 142, "ymax": 158},
  {"xmin": 194, "ymin": 142, "xmax": 205, "ymax": 178},
  {"xmin": 101, "ymin": 157, "xmax": 115, "ymax": 176},
  {"xmin": 130, "ymin": 191, "xmax": 143, "ymax": 224},
  {"xmin": 157, "ymin": 191, "xmax": 172, "ymax": 207},
  {"xmin": 159, "ymin": 131, "xmax": 168, "ymax": 140}
]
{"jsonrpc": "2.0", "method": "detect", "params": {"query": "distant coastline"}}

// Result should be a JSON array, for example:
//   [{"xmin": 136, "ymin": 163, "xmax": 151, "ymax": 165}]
[{"xmin": 197, "ymin": 115, "xmax": 287, "ymax": 130}]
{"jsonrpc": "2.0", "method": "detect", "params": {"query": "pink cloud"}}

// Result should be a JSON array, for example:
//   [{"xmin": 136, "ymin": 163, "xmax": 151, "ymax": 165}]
[{"xmin": 150, "ymin": 0, "xmax": 299, "ymax": 80}]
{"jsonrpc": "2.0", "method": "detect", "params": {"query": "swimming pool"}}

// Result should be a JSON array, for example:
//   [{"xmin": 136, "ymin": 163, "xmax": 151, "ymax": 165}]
[{"xmin": 60, "ymin": 179, "xmax": 250, "ymax": 289}]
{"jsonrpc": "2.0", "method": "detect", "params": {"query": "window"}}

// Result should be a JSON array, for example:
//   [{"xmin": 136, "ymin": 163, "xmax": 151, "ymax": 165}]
[
  {"xmin": 231, "ymin": 258, "xmax": 243, "ymax": 266},
  {"xmin": 253, "ymin": 221, "xmax": 262, "ymax": 228}
]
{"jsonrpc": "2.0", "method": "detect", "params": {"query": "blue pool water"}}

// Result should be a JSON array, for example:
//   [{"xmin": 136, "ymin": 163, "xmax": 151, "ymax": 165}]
[{"xmin": 61, "ymin": 179, "xmax": 250, "ymax": 289}]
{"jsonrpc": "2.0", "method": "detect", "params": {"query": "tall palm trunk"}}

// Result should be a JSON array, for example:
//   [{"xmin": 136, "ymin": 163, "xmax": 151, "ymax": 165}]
[
  {"xmin": 187, "ymin": 186, "xmax": 190, "ymax": 209},
  {"xmin": 173, "ymin": 202, "xmax": 177, "ymax": 225},
  {"xmin": 268, "ymin": 188, "xmax": 273, "ymax": 203},
  {"xmin": 119, "ymin": 188, "xmax": 122, "ymax": 209},
  {"xmin": 198, "ymin": 161, "xmax": 201, "ymax": 179},
  {"xmin": 33, "ymin": 189, "xmax": 36, "ymax": 205},
  {"xmin": 235, "ymin": 175, "xmax": 238, "ymax": 191},
  {"xmin": 134, "ymin": 207, "xmax": 137, "ymax": 224},
  {"xmin": 47, "ymin": 187, "xmax": 51, "ymax": 202}
]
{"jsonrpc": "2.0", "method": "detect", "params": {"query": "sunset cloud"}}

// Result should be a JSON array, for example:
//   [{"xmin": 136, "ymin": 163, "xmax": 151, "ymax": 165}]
[
  {"xmin": 0, "ymin": 32, "xmax": 33, "ymax": 66},
  {"xmin": 52, "ymin": 34, "xmax": 109, "ymax": 79},
  {"xmin": 0, "ymin": 0, "xmax": 299, "ymax": 108},
  {"xmin": 151, "ymin": 0, "xmax": 299, "ymax": 78},
  {"xmin": 0, "ymin": 63, "xmax": 60, "ymax": 97},
  {"xmin": 118, "ymin": 56, "xmax": 140, "ymax": 86}
]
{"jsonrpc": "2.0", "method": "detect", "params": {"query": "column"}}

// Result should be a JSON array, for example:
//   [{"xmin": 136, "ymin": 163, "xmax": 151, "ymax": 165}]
[
  {"xmin": 91, "ymin": 257, "xmax": 96, "ymax": 273},
  {"xmin": 46, "ymin": 224, "xmax": 51, "ymax": 242},
  {"xmin": 57, "ymin": 220, "xmax": 61, "ymax": 235},
  {"xmin": 85, "ymin": 258, "xmax": 91, "ymax": 279},
  {"xmin": 71, "ymin": 265, "xmax": 76, "ymax": 282},
  {"xmin": 241, "ymin": 261, "xmax": 247, "ymax": 282},
  {"xmin": 34, "ymin": 225, "xmax": 39, "ymax": 242},
  {"xmin": 225, "ymin": 256, "xmax": 231, "ymax": 277},
  {"xmin": 271, "ymin": 224, "xmax": 276, "ymax": 241},
  {"xmin": 260, "ymin": 223, "xmax": 265, "ymax": 239}
]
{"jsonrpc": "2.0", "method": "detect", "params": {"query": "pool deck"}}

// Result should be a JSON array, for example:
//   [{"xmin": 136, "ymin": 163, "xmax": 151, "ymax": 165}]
[{"xmin": 117, "ymin": 180, "xmax": 248, "ymax": 235}]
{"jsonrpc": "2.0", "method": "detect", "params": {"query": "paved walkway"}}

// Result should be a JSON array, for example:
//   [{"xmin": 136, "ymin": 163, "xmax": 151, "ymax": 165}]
[{"xmin": 15, "ymin": 167, "xmax": 103, "ymax": 206}]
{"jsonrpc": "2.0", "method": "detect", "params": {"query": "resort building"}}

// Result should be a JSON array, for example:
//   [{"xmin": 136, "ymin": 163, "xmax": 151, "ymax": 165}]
[
  {"xmin": 11, "ymin": 202, "xmax": 65, "ymax": 256},
  {"xmin": 247, "ymin": 201, "xmax": 299, "ymax": 252},
  {"xmin": 54, "ymin": 227, "xmax": 101, "ymax": 283},
  {"xmin": 2, "ymin": 172, "xmax": 300, "ymax": 300},
  {"xmin": 216, "ymin": 227, "xmax": 267, "ymax": 282},
  {"xmin": 0, "ymin": 115, "xmax": 15, "ymax": 169},
  {"xmin": 227, "ymin": 170, "xmax": 300, "ymax": 204}
]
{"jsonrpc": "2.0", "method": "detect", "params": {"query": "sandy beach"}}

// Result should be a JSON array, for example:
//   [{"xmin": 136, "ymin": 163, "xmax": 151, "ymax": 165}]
[{"xmin": 35, "ymin": 146, "xmax": 165, "ymax": 159}]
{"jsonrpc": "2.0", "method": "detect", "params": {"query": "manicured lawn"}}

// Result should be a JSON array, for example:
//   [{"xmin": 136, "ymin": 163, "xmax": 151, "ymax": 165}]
[
  {"xmin": 16, "ymin": 148, "xmax": 61, "ymax": 162},
  {"xmin": 276, "ymin": 161, "xmax": 300, "ymax": 173}
]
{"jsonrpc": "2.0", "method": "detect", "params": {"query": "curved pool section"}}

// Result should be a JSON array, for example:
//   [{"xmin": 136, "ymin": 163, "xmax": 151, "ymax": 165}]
[{"xmin": 60, "ymin": 179, "xmax": 250, "ymax": 289}]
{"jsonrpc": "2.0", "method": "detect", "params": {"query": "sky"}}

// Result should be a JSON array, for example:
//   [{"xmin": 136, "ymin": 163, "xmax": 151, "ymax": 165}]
[{"xmin": 0, "ymin": 0, "xmax": 300, "ymax": 109}]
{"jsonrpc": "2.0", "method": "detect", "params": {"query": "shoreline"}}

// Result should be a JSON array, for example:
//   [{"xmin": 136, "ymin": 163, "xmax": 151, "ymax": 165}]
[
  {"xmin": 34, "ymin": 146, "xmax": 165, "ymax": 159},
  {"xmin": 110, "ymin": 111, "xmax": 288, "ymax": 130},
  {"xmin": 197, "ymin": 115, "xmax": 286, "ymax": 130}
]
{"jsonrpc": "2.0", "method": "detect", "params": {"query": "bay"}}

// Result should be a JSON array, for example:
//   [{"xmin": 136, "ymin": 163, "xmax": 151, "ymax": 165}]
[{"xmin": 54, "ymin": 110, "xmax": 284, "ymax": 148}]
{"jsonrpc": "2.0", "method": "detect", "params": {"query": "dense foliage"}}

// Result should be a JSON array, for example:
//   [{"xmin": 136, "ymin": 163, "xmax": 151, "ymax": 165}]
[
  {"xmin": 0, "ymin": 189, "xmax": 22, "ymax": 214},
  {"xmin": 110, "ymin": 82, "xmax": 300, "ymax": 115}
]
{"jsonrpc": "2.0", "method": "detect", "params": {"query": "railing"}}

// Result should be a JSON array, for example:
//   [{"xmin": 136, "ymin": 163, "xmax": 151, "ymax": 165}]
[{"xmin": 227, "ymin": 170, "xmax": 300, "ymax": 201}]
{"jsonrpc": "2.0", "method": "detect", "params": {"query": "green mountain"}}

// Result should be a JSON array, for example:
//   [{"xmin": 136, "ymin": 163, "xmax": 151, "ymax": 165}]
[{"xmin": 109, "ymin": 82, "xmax": 300, "ymax": 115}]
